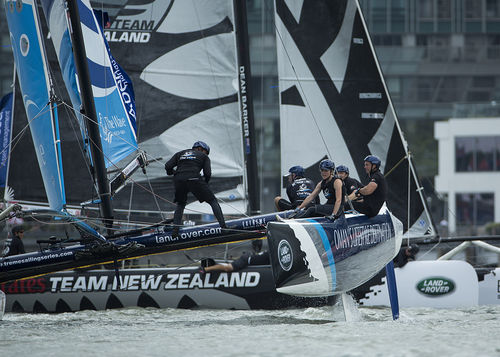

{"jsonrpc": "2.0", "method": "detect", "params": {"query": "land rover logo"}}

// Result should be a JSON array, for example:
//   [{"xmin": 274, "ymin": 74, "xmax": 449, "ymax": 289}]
[
  {"xmin": 278, "ymin": 240, "xmax": 293, "ymax": 271},
  {"xmin": 416, "ymin": 277, "xmax": 455, "ymax": 296}
]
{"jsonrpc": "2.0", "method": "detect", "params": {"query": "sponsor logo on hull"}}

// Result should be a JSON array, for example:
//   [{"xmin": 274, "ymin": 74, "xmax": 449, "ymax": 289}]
[
  {"xmin": 278, "ymin": 240, "xmax": 293, "ymax": 271},
  {"xmin": 1, "ymin": 272, "xmax": 262, "ymax": 294}
]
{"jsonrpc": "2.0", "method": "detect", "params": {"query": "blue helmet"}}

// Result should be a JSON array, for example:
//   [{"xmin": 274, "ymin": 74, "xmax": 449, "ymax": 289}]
[
  {"xmin": 364, "ymin": 155, "xmax": 381, "ymax": 168},
  {"xmin": 192, "ymin": 141, "xmax": 210, "ymax": 155},
  {"xmin": 319, "ymin": 159, "xmax": 335, "ymax": 171},
  {"xmin": 336, "ymin": 165, "xmax": 349, "ymax": 174},
  {"xmin": 288, "ymin": 165, "xmax": 305, "ymax": 177}
]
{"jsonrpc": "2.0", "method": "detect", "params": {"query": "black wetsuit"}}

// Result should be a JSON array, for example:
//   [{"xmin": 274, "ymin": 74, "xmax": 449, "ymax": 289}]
[
  {"xmin": 231, "ymin": 251, "xmax": 270, "ymax": 271},
  {"xmin": 393, "ymin": 248, "xmax": 415, "ymax": 268},
  {"xmin": 2, "ymin": 236, "xmax": 25, "ymax": 257},
  {"xmin": 296, "ymin": 176, "xmax": 345, "ymax": 218},
  {"xmin": 344, "ymin": 176, "xmax": 363, "ymax": 195},
  {"xmin": 278, "ymin": 177, "xmax": 318, "ymax": 210},
  {"xmin": 352, "ymin": 170, "xmax": 387, "ymax": 217},
  {"xmin": 165, "ymin": 149, "xmax": 225, "ymax": 229}
]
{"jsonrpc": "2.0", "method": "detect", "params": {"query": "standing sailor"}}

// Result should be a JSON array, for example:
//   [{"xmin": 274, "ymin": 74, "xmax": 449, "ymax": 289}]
[
  {"xmin": 274, "ymin": 165, "xmax": 318, "ymax": 211},
  {"xmin": 347, "ymin": 155, "xmax": 387, "ymax": 217},
  {"xmin": 165, "ymin": 141, "xmax": 226, "ymax": 237},
  {"xmin": 293, "ymin": 159, "xmax": 344, "ymax": 219}
]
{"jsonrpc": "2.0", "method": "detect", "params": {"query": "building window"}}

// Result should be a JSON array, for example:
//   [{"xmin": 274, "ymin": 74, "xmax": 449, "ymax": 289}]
[
  {"xmin": 497, "ymin": 136, "xmax": 500, "ymax": 170},
  {"xmin": 477, "ymin": 137, "xmax": 495, "ymax": 171},
  {"xmin": 455, "ymin": 137, "xmax": 475, "ymax": 171},
  {"xmin": 437, "ymin": 0, "xmax": 452, "ymax": 19},
  {"xmin": 486, "ymin": 0, "xmax": 500, "ymax": 18},
  {"xmin": 465, "ymin": 0, "xmax": 483, "ymax": 19},
  {"xmin": 390, "ymin": 0, "xmax": 406, "ymax": 32},
  {"xmin": 372, "ymin": 34, "xmax": 403, "ymax": 46},
  {"xmin": 456, "ymin": 193, "xmax": 494, "ymax": 227},
  {"xmin": 419, "ymin": 0, "xmax": 434, "ymax": 19},
  {"xmin": 371, "ymin": 0, "xmax": 388, "ymax": 33},
  {"xmin": 417, "ymin": 77, "xmax": 439, "ymax": 101},
  {"xmin": 455, "ymin": 136, "xmax": 500, "ymax": 171}
]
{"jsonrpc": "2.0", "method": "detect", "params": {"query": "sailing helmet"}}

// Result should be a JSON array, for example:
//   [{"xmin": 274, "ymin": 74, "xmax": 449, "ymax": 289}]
[
  {"xmin": 192, "ymin": 141, "xmax": 210, "ymax": 155},
  {"xmin": 336, "ymin": 165, "xmax": 349, "ymax": 174},
  {"xmin": 364, "ymin": 155, "xmax": 381, "ymax": 168},
  {"xmin": 319, "ymin": 159, "xmax": 335, "ymax": 171},
  {"xmin": 287, "ymin": 165, "xmax": 305, "ymax": 177}
]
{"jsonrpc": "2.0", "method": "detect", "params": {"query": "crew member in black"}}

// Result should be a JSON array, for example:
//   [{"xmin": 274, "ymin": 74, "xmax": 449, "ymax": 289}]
[
  {"xmin": 274, "ymin": 165, "xmax": 318, "ymax": 211},
  {"xmin": 393, "ymin": 244, "xmax": 419, "ymax": 268},
  {"xmin": 293, "ymin": 159, "xmax": 345, "ymax": 219},
  {"xmin": 336, "ymin": 165, "xmax": 362, "ymax": 212},
  {"xmin": 336, "ymin": 165, "xmax": 362, "ymax": 195},
  {"xmin": 165, "ymin": 141, "xmax": 226, "ymax": 237},
  {"xmin": 2, "ymin": 226, "xmax": 25, "ymax": 257},
  {"xmin": 200, "ymin": 239, "xmax": 269, "ymax": 273},
  {"xmin": 347, "ymin": 155, "xmax": 387, "ymax": 217}
]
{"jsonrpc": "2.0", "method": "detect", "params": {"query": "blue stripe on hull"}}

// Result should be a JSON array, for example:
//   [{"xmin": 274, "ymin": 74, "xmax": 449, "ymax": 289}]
[{"xmin": 306, "ymin": 219, "xmax": 337, "ymax": 293}]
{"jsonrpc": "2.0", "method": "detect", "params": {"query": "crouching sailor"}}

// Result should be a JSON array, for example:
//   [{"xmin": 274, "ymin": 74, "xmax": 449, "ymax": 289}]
[
  {"xmin": 347, "ymin": 155, "xmax": 388, "ymax": 217},
  {"xmin": 292, "ymin": 159, "xmax": 345, "ymax": 220}
]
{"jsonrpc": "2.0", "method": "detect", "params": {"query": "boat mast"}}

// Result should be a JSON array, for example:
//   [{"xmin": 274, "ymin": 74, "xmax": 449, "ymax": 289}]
[
  {"xmin": 66, "ymin": 0, "xmax": 113, "ymax": 230},
  {"xmin": 233, "ymin": 0, "xmax": 260, "ymax": 215}
]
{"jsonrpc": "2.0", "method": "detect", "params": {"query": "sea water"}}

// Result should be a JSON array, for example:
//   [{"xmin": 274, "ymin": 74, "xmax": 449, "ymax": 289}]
[{"xmin": 1, "ymin": 305, "xmax": 499, "ymax": 357}]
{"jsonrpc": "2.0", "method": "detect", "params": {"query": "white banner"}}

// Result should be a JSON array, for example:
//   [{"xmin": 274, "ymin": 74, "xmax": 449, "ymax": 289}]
[{"xmin": 360, "ymin": 260, "xmax": 479, "ymax": 308}]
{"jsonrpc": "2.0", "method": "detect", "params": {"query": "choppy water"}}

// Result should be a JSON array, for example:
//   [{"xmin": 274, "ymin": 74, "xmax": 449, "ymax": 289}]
[{"xmin": 1, "ymin": 304, "xmax": 500, "ymax": 357}]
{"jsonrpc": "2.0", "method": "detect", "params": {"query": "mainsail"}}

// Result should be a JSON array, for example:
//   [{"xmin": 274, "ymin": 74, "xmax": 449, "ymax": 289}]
[
  {"xmin": 4, "ymin": 0, "xmax": 66, "ymax": 212},
  {"xmin": 102, "ymin": 0, "xmax": 247, "ymax": 215},
  {"xmin": 275, "ymin": 0, "xmax": 436, "ymax": 237}
]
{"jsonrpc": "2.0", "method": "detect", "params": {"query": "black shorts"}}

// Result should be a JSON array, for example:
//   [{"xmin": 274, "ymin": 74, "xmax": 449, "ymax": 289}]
[
  {"xmin": 174, "ymin": 178, "xmax": 216, "ymax": 204},
  {"xmin": 277, "ymin": 198, "xmax": 293, "ymax": 211},
  {"xmin": 231, "ymin": 252, "xmax": 270, "ymax": 271},
  {"xmin": 231, "ymin": 254, "xmax": 250, "ymax": 271},
  {"xmin": 352, "ymin": 201, "xmax": 379, "ymax": 217}
]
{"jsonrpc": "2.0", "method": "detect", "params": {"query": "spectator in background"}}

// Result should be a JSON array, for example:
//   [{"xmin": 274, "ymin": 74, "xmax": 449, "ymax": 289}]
[{"xmin": 2, "ymin": 226, "xmax": 25, "ymax": 257}]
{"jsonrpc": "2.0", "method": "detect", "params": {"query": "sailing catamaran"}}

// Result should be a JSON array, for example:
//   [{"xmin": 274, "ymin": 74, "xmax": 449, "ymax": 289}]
[
  {"xmin": 1, "ymin": 0, "xmax": 414, "ymax": 313},
  {"xmin": 0, "ymin": 0, "xmax": 334, "ymax": 311}
]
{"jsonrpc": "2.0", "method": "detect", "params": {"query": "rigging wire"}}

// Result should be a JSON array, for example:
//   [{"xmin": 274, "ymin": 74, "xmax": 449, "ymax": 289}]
[{"xmin": 57, "ymin": 100, "xmax": 249, "ymax": 223}]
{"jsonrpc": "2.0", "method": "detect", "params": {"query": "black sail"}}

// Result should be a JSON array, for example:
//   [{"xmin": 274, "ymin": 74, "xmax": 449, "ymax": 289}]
[{"xmin": 275, "ymin": 0, "xmax": 435, "ymax": 237}]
